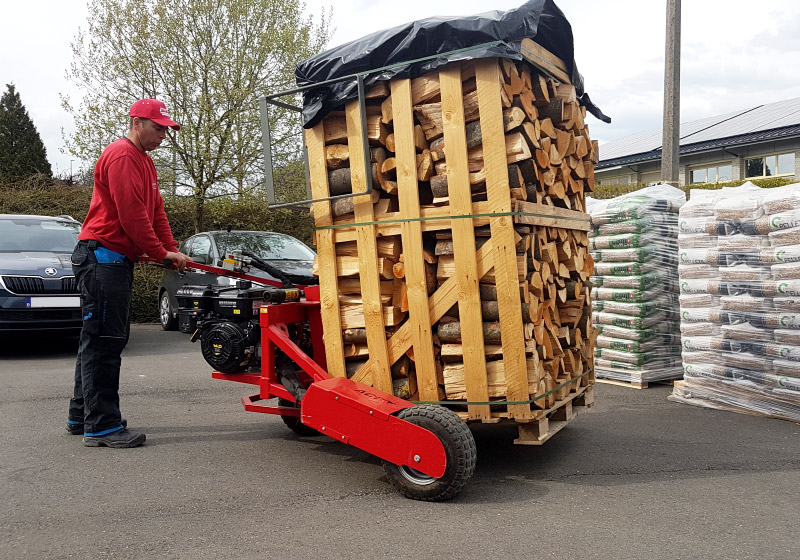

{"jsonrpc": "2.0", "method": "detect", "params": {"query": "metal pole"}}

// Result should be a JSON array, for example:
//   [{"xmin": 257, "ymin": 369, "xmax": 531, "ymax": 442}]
[
  {"xmin": 661, "ymin": 0, "xmax": 681, "ymax": 185},
  {"xmin": 260, "ymin": 97, "xmax": 277, "ymax": 206}
]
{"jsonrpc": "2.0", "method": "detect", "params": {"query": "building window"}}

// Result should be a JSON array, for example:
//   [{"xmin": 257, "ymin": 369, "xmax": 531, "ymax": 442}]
[
  {"xmin": 690, "ymin": 163, "xmax": 732, "ymax": 184},
  {"xmin": 745, "ymin": 153, "xmax": 795, "ymax": 178}
]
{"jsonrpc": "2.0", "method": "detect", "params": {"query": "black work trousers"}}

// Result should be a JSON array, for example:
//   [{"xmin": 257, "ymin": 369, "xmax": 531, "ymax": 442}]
[{"xmin": 67, "ymin": 241, "xmax": 133, "ymax": 435}]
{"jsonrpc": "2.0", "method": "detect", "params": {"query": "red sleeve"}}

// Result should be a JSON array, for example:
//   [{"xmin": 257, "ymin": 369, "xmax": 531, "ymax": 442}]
[{"xmin": 106, "ymin": 156, "xmax": 170, "ymax": 260}]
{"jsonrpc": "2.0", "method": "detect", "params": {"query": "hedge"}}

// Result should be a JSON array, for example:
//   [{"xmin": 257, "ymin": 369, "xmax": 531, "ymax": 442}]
[
  {"xmin": 2, "ymin": 174, "xmax": 796, "ymax": 322},
  {"xmin": 592, "ymin": 176, "xmax": 795, "ymax": 199},
  {"xmin": 0, "ymin": 175, "xmax": 314, "ymax": 323}
]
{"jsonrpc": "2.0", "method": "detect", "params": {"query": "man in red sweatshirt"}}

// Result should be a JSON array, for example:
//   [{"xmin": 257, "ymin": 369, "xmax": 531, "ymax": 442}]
[{"xmin": 67, "ymin": 99, "xmax": 192, "ymax": 448}]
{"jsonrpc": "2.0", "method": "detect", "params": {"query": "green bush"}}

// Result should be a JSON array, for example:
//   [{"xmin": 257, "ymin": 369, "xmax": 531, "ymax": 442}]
[
  {"xmin": 0, "ymin": 176, "xmax": 314, "ymax": 323},
  {"xmin": 592, "ymin": 176, "xmax": 795, "ymax": 200},
  {"xmin": 0, "ymin": 175, "xmax": 93, "ymax": 219},
  {"xmin": 131, "ymin": 264, "xmax": 163, "ymax": 323},
  {"xmin": 8, "ymin": 173, "xmax": 793, "ymax": 323}
]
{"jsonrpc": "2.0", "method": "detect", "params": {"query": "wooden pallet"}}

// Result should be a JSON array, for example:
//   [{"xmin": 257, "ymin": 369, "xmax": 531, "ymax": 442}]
[
  {"xmin": 597, "ymin": 378, "xmax": 677, "ymax": 390},
  {"xmin": 671, "ymin": 379, "xmax": 800, "ymax": 423},
  {"xmin": 514, "ymin": 384, "xmax": 594, "ymax": 445}
]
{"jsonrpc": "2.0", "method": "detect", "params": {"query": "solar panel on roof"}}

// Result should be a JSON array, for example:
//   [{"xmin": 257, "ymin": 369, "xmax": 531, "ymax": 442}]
[{"xmin": 597, "ymin": 97, "xmax": 800, "ymax": 165}]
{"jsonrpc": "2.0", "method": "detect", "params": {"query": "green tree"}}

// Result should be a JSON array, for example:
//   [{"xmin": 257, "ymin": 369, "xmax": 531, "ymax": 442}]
[
  {"xmin": 0, "ymin": 84, "xmax": 52, "ymax": 180},
  {"xmin": 63, "ymin": 0, "xmax": 331, "ymax": 231}
]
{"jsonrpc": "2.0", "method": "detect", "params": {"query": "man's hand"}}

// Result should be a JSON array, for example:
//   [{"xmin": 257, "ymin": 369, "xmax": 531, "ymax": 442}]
[{"xmin": 164, "ymin": 251, "xmax": 194, "ymax": 272}]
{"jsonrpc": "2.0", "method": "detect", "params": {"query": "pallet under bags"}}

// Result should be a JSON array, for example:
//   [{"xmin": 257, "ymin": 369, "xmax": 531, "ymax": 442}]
[
  {"xmin": 670, "ymin": 182, "xmax": 800, "ymax": 421},
  {"xmin": 587, "ymin": 185, "xmax": 685, "ymax": 384}
]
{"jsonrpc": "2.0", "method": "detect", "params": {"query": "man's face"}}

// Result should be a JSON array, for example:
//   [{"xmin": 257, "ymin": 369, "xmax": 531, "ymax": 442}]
[{"xmin": 134, "ymin": 118, "xmax": 168, "ymax": 151}]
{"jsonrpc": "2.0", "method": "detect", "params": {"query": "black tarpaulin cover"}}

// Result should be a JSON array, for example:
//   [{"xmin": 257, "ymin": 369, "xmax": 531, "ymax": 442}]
[{"xmin": 295, "ymin": 0, "xmax": 609, "ymax": 128}]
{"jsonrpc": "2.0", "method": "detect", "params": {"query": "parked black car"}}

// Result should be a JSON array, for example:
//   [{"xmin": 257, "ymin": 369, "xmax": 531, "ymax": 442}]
[
  {"xmin": 158, "ymin": 230, "xmax": 317, "ymax": 331},
  {"xmin": 0, "ymin": 214, "xmax": 83, "ymax": 334}
]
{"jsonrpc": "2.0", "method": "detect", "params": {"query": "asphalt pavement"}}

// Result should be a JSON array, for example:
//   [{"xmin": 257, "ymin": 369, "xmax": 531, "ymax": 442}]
[{"xmin": 1, "ymin": 324, "xmax": 798, "ymax": 560}]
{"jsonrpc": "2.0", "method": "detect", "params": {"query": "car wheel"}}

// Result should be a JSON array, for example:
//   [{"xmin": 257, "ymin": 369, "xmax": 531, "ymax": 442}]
[{"xmin": 159, "ymin": 291, "xmax": 178, "ymax": 331}]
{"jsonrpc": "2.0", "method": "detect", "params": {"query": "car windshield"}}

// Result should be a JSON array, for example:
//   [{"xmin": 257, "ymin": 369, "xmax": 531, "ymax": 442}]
[
  {"xmin": 0, "ymin": 218, "xmax": 81, "ymax": 252},
  {"xmin": 214, "ymin": 232, "xmax": 315, "ymax": 261}
]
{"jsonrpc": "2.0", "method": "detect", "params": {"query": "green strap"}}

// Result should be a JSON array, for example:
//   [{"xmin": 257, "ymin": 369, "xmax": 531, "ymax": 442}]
[
  {"xmin": 314, "ymin": 210, "xmax": 590, "ymax": 231},
  {"xmin": 411, "ymin": 369, "xmax": 593, "ymax": 406}
]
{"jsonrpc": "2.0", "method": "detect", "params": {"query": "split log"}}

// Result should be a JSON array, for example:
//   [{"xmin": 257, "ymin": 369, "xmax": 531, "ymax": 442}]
[
  {"xmin": 429, "ymin": 174, "xmax": 485, "ymax": 198},
  {"xmin": 430, "ymin": 163, "xmax": 524, "ymax": 198},
  {"xmin": 327, "ymin": 163, "xmax": 398, "ymax": 195},
  {"xmin": 324, "ymin": 115, "xmax": 389, "ymax": 146},
  {"xmin": 337, "ymin": 235, "xmax": 401, "ymax": 260},
  {"xmin": 342, "ymin": 328, "xmax": 367, "ymax": 344},
  {"xmin": 331, "ymin": 188, "xmax": 380, "ymax": 218},
  {"xmin": 415, "ymin": 89, "xmax": 481, "ymax": 141},
  {"xmin": 313, "ymin": 256, "xmax": 395, "ymax": 279},
  {"xmin": 366, "ymin": 82, "xmax": 390, "ymax": 99},
  {"xmin": 441, "ymin": 343, "xmax": 504, "ymax": 362},
  {"xmin": 442, "ymin": 357, "xmax": 541, "ymax": 400},
  {"xmin": 336, "ymin": 278, "xmax": 395, "ymax": 295},
  {"xmin": 417, "ymin": 150, "xmax": 433, "ymax": 182},
  {"xmin": 326, "ymin": 145, "xmax": 350, "ymax": 170},
  {"xmin": 438, "ymin": 321, "xmax": 504, "ymax": 344}
]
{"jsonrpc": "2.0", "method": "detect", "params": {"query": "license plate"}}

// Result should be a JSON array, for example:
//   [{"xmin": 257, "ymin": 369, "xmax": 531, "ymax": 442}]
[{"xmin": 25, "ymin": 296, "xmax": 80, "ymax": 308}]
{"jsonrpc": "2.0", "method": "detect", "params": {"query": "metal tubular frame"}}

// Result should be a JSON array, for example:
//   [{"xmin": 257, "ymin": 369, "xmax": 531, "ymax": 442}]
[
  {"xmin": 260, "ymin": 74, "xmax": 374, "ymax": 209},
  {"xmin": 259, "ymin": 42, "xmax": 511, "ymax": 209}
]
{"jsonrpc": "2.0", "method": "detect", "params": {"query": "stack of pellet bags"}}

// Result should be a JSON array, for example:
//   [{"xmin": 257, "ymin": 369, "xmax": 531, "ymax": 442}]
[
  {"xmin": 586, "ymin": 185, "xmax": 685, "ymax": 384},
  {"xmin": 669, "ymin": 182, "xmax": 800, "ymax": 421}
]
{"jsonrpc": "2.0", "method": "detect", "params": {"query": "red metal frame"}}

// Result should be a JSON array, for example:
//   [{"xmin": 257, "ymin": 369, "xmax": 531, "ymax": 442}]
[
  {"xmin": 210, "ymin": 283, "xmax": 448, "ymax": 478},
  {"xmin": 175, "ymin": 259, "xmax": 285, "ymax": 288}
]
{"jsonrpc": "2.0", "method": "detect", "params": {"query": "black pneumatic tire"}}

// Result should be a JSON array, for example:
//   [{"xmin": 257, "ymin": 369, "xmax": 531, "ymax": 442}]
[
  {"xmin": 159, "ymin": 291, "xmax": 178, "ymax": 331},
  {"xmin": 382, "ymin": 405, "xmax": 476, "ymax": 501},
  {"xmin": 278, "ymin": 398, "xmax": 319, "ymax": 437}
]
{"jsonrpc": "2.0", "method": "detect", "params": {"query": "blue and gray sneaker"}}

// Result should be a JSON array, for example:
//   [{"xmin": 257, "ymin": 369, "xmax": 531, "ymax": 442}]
[
  {"xmin": 83, "ymin": 427, "xmax": 145, "ymax": 448},
  {"xmin": 66, "ymin": 418, "xmax": 127, "ymax": 435}
]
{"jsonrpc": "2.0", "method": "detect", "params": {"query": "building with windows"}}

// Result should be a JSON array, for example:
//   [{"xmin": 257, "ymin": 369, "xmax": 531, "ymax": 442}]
[{"xmin": 595, "ymin": 97, "xmax": 800, "ymax": 187}]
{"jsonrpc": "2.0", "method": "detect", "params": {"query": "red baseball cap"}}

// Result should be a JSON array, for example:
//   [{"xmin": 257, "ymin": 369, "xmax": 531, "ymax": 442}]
[{"xmin": 129, "ymin": 99, "xmax": 180, "ymax": 130}]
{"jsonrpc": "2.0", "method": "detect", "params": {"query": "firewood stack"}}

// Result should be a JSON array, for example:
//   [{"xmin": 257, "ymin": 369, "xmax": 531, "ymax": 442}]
[{"xmin": 307, "ymin": 48, "xmax": 597, "ymax": 423}]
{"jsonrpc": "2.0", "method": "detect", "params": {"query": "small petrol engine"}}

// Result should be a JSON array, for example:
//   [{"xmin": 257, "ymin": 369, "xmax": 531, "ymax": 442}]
[{"xmin": 176, "ymin": 280, "xmax": 301, "ymax": 373}]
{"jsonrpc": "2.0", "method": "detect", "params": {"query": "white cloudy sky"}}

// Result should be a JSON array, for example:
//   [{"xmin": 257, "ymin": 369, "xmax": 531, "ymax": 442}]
[{"xmin": 2, "ymin": 0, "xmax": 800, "ymax": 177}]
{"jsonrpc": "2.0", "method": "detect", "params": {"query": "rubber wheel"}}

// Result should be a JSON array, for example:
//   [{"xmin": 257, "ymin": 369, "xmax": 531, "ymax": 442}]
[
  {"xmin": 159, "ymin": 291, "xmax": 178, "ymax": 331},
  {"xmin": 278, "ymin": 398, "xmax": 318, "ymax": 436},
  {"xmin": 382, "ymin": 405, "xmax": 476, "ymax": 501}
]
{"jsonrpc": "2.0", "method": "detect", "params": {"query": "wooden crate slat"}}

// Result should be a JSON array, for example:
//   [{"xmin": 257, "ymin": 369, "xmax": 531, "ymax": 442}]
[
  {"xmin": 440, "ymin": 64, "xmax": 491, "ymax": 420},
  {"xmin": 328, "ymin": 199, "xmax": 589, "ymax": 243},
  {"xmin": 475, "ymin": 60, "xmax": 533, "ymax": 420},
  {"xmin": 345, "ymin": 99, "xmax": 394, "ymax": 394},
  {"xmin": 306, "ymin": 123, "xmax": 346, "ymax": 378},
  {"xmin": 351, "ymin": 241, "xmax": 495, "ymax": 386},
  {"xmin": 514, "ymin": 200, "xmax": 592, "ymax": 231},
  {"xmin": 391, "ymin": 78, "xmax": 440, "ymax": 402},
  {"xmin": 520, "ymin": 38, "xmax": 571, "ymax": 84},
  {"xmin": 330, "ymin": 201, "xmax": 493, "ymax": 242}
]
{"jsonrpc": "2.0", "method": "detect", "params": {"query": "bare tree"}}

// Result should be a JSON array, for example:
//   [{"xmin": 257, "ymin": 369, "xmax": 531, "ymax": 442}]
[{"xmin": 62, "ymin": 0, "xmax": 331, "ymax": 231}]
